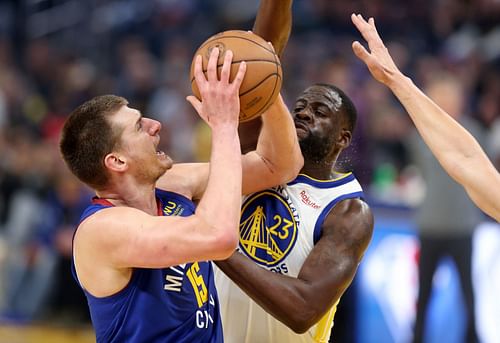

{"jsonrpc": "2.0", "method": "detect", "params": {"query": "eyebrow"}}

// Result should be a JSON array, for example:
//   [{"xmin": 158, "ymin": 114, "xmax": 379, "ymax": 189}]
[
  {"xmin": 313, "ymin": 103, "xmax": 331, "ymax": 109},
  {"xmin": 295, "ymin": 100, "xmax": 330, "ymax": 108}
]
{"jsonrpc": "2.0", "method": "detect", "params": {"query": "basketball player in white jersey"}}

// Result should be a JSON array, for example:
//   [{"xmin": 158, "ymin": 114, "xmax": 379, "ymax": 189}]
[
  {"xmin": 215, "ymin": 81, "xmax": 374, "ymax": 342},
  {"xmin": 215, "ymin": 5, "xmax": 373, "ymax": 342}
]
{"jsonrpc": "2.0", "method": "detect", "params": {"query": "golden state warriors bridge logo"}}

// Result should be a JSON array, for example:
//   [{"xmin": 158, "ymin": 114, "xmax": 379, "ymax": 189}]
[{"xmin": 239, "ymin": 190, "xmax": 297, "ymax": 267}]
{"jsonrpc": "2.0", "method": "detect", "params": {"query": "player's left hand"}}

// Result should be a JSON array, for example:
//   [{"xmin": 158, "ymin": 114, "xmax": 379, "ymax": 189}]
[{"xmin": 351, "ymin": 13, "xmax": 403, "ymax": 87}]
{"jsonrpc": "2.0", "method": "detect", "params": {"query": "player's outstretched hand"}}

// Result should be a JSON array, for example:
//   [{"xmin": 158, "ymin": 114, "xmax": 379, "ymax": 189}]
[
  {"xmin": 351, "ymin": 13, "xmax": 403, "ymax": 87},
  {"xmin": 187, "ymin": 47, "xmax": 246, "ymax": 128}
]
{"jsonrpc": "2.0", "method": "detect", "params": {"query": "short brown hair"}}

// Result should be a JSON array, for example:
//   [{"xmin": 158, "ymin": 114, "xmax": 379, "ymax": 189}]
[{"xmin": 60, "ymin": 95, "xmax": 128, "ymax": 189}]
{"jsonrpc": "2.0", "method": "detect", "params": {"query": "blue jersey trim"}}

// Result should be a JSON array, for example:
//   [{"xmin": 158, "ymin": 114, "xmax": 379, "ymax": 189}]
[
  {"xmin": 313, "ymin": 191, "xmax": 365, "ymax": 244},
  {"xmin": 288, "ymin": 173, "xmax": 355, "ymax": 188},
  {"xmin": 79, "ymin": 202, "xmax": 110, "ymax": 223}
]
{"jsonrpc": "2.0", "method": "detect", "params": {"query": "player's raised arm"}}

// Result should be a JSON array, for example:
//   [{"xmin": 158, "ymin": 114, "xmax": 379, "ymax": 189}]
[
  {"xmin": 241, "ymin": 94, "xmax": 303, "ymax": 195},
  {"xmin": 168, "ymin": 92, "xmax": 303, "ymax": 199},
  {"xmin": 240, "ymin": 0, "xmax": 294, "ymax": 154},
  {"xmin": 186, "ymin": 47, "xmax": 247, "ymax": 238},
  {"xmin": 253, "ymin": 0, "xmax": 293, "ymax": 57},
  {"xmin": 351, "ymin": 13, "xmax": 500, "ymax": 221}
]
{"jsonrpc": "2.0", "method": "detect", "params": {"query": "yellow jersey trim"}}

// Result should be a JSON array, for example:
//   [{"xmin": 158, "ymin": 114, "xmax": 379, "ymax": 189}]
[
  {"xmin": 313, "ymin": 299, "xmax": 339, "ymax": 342},
  {"xmin": 296, "ymin": 172, "xmax": 352, "ymax": 183}
]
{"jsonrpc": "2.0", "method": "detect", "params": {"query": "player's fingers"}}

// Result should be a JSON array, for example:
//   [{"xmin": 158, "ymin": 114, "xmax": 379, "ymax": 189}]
[
  {"xmin": 231, "ymin": 61, "xmax": 247, "ymax": 89},
  {"xmin": 207, "ymin": 47, "xmax": 220, "ymax": 82},
  {"xmin": 351, "ymin": 13, "xmax": 373, "ymax": 43},
  {"xmin": 351, "ymin": 14, "xmax": 366, "ymax": 37},
  {"xmin": 350, "ymin": 13, "xmax": 358, "ymax": 27},
  {"xmin": 357, "ymin": 13, "xmax": 368, "ymax": 24},
  {"xmin": 368, "ymin": 17, "xmax": 384, "ymax": 42},
  {"xmin": 220, "ymin": 50, "xmax": 233, "ymax": 83},
  {"xmin": 351, "ymin": 13, "xmax": 367, "ymax": 28},
  {"xmin": 192, "ymin": 55, "xmax": 207, "ymax": 91},
  {"xmin": 352, "ymin": 41, "xmax": 370, "ymax": 62}
]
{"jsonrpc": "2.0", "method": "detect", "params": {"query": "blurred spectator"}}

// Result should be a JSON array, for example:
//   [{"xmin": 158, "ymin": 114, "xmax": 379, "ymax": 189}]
[
  {"xmin": 1, "ymin": 131, "xmax": 55, "ymax": 320},
  {"xmin": 0, "ymin": 0, "xmax": 496, "ymax": 330},
  {"xmin": 40, "ymin": 170, "xmax": 92, "ymax": 324},
  {"xmin": 409, "ymin": 73, "xmax": 484, "ymax": 343}
]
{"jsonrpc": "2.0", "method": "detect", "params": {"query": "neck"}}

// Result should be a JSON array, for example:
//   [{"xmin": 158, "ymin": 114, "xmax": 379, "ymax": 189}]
[
  {"xmin": 300, "ymin": 158, "xmax": 338, "ymax": 180},
  {"xmin": 300, "ymin": 153, "xmax": 348, "ymax": 180},
  {"xmin": 96, "ymin": 182, "xmax": 158, "ymax": 216}
]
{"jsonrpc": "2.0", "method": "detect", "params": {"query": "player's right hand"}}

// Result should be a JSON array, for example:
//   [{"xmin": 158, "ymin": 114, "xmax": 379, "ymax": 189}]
[{"xmin": 187, "ymin": 47, "xmax": 247, "ymax": 129}]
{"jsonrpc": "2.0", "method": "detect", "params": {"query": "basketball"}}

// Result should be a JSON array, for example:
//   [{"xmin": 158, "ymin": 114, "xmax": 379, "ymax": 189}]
[{"xmin": 190, "ymin": 30, "xmax": 283, "ymax": 122}]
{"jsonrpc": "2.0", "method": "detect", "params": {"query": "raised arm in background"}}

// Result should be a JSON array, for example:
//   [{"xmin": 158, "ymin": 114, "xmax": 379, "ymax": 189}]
[
  {"xmin": 253, "ymin": 0, "xmax": 293, "ymax": 57},
  {"xmin": 239, "ymin": 0, "xmax": 293, "ymax": 153},
  {"xmin": 351, "ymin": 13, "xmax": 500, "ymax": 221}
]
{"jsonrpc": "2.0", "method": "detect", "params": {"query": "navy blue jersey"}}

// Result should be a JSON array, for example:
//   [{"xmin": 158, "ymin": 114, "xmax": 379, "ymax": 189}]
[{"xmin": 73, "ymin": 189, "xmax": 223, "ymax": 343}]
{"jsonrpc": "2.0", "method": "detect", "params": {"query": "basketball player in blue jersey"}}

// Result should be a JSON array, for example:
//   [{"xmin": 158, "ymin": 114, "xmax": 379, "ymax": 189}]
[
  {"xmin": 59, "ymin": 47, "xmax": 303, "ymax": 343},
  {"xmin": 214, "ymin": 1, "xmax": 374, "ymax": 342}
]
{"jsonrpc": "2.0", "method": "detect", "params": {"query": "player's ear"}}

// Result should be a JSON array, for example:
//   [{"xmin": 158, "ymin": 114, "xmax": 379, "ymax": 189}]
[
  {"xmin": 337, "ymin": 129, "xmax": 352, "ymax": 149},
  {"xmin": 104, "ymin": 152, "xmax": 128, "ymax": 173}
]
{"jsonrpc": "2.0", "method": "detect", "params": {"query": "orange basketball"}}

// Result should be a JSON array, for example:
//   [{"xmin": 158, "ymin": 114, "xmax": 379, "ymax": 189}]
[{"xmin": 190, "ymin": 30, "xmax": 283, "ymax": 122}]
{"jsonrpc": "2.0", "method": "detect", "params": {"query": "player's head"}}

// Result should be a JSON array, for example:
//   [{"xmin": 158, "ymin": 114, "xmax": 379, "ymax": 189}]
[
  {"xmin": 60, "ymin": 95, "xmax": 171, "ymax": 190},
  {"xmin": 292, "ymin": 83, "xmax": 357, "ymax": 163}
]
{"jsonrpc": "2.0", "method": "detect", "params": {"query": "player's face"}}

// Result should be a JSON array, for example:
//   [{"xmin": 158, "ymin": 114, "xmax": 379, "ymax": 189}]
[
  {"xmin": 292, "ymin": 85, "xmax": 343, "ymax": 162},
  {"xmin": 111, "ymin": 106, "xmax": 173, "ymax": 182}
]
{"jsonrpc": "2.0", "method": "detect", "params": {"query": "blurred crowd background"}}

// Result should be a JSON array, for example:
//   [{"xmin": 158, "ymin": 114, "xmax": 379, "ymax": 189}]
[{"xmin": 0, "ymin": 0, "xmax": 499, "ymax": 341}]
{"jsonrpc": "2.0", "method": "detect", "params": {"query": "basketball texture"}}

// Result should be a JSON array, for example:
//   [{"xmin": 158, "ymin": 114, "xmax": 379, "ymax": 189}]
[{"xmin": 190, "ymin": 30, "xmax": 283, "ymax": 122}]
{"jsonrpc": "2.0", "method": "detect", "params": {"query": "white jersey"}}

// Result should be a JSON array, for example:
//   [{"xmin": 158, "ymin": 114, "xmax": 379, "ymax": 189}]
[{"xmin": 215, "ymin": 173, "xmax": 364, "ymax": 343}]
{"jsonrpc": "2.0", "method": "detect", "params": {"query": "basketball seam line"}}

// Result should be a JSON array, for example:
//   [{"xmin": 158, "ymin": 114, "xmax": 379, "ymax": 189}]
[{"xmin": 200, "ymin": 35, "xmax": 276, "ymax": 54}]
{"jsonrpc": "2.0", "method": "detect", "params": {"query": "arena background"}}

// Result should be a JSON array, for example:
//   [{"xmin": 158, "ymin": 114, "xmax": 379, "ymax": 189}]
[{"xmin": 0, "ymin": 0, "xmax": 498, "ymax": 342}]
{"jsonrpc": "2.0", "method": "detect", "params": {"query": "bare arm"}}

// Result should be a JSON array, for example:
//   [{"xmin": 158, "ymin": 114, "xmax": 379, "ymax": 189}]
[
  {"xmin": 161, "ymin": 94, "xmax": 302, "ymax": 198},
  {"xmin": 215, "ymin": 199, "xmax": 374, "ymax": 333},
  {"xmin": 240, "ymin": 0, "xmax": 294, "ymax": 153},
  {"xmin": 78, "ymin": 206, "xmax": 239, "ymax": 270},
  {"xmin": 241, "ymin": 94, "xmax": 303, "ymax": 194},
  {"xmin": 75, "ymin": 204, "xmax": 239, "ymax": 297},
  {"xmin": 351, "ymin": 14, "xmax": 500, "ymax": 221},
  {"xmin": 188, "ymin": 49, "xmax": 245, "ymax": 226},
  {"xmin": 253, "ymin": 0, "xmax": 293, "ymax": 58}
]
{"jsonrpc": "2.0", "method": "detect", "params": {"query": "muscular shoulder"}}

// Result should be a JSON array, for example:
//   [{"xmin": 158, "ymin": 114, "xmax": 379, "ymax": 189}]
[
  {"xmin": 76, "ymin": 206, "xmax": 137, "ymax": 245},
  {"xmin": 74, "ymin": 207, "xmax": 140, "ymax": 296},
  {"xmin": 321, "ymin": 198, "xmax": 374, "ymax": 257},
  {"xmin": 326, "ymin": 198, "xmax": 372, "ymax": 225}
]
